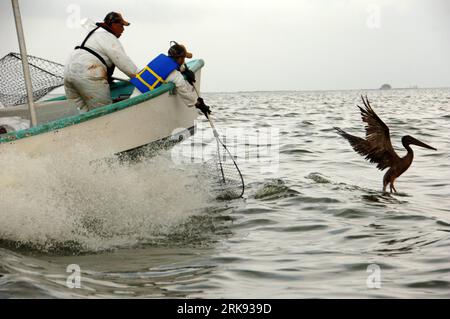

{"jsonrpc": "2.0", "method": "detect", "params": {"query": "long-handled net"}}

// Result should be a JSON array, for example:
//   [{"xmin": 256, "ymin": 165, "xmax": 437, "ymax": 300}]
[
  {"xmin": 191, "ymin": 84, "xmax": 245, "ymax": 199},
  {"xmin": 206, "ymin": 115, "xmax": 245, "ymax": 200},
  {"xmin": 0, "ymin": 52, "xmax": 64, "ymax": 107}
]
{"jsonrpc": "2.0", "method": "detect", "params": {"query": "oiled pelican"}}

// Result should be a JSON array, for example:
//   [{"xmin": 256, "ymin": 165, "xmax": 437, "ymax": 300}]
[{"xmin": 335, "ymin": 95, "xmax": 437, "ymax": 193}]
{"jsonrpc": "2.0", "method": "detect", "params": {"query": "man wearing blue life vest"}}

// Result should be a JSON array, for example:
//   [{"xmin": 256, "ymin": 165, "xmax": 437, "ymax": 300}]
[
  {"xmin": 64, "ymin": 12, "xmax": 138, "ymax": 112},
  {"xmin": 130, "ymin": 42, "xmax": 211, "ymax": 116}
]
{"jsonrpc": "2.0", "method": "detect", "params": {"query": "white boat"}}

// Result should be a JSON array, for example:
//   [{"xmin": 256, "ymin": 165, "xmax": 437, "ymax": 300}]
[
  {"xmin": 0, "ymin": 60, "xmax": 204, "ymax": 159},
  {"xmin": 0, "ymin": 0, "xmax": 204, "ymax": 160}
]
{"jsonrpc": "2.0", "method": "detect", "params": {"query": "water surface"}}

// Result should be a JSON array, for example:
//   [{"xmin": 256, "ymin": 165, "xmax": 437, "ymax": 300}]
[{"xmin": 1, "ymin": 88, "xmax": 449, "ymax": 298}]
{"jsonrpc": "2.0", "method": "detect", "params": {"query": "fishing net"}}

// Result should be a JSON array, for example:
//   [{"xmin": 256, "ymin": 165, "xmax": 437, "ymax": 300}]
[
  {"xmin": 0, "ymin": 52, "xmax": 64, "ymax": 107},
  {"xmin": 210, "ymin": 154, "xmax": 245, "ymax": 200},
  {"xmin": 206, "ymin": 126, "xmax": 245, "ymax": 200}
]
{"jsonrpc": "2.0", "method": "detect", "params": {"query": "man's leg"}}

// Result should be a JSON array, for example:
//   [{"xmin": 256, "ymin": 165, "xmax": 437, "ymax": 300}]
[
  {"xmin": 76, "ymin": 78, "xmax": 112, "ymax": 111},
  {"xmin": 64, "ymin": 78, "xmax": 87, "ymax": 112}
]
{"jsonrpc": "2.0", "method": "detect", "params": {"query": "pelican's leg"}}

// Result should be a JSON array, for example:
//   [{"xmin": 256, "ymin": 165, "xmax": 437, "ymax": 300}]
[
  {"xmin": 383, "ymin": 178, "xmax": 388, "ymax": 193},
  {"xmin": 385, "ymin": 173, "xmax": 396, "ymax": 193},
  {"xmin": 391, "ymin": 182, "xmax": 397, "ymax": 193}
]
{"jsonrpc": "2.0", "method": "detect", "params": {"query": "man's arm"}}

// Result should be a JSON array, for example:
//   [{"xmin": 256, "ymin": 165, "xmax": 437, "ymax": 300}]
[
  {"xmin": 99, "ymin": 33, "xmax": 138, "ymax": 78},
  {"xmin": 166, "ymin": 70, "xmax": 197, "ymax": 107}
]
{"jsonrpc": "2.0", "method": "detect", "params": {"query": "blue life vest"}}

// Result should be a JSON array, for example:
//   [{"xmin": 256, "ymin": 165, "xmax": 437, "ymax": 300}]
[{"xmin": 130, "ymin": 54, "xmax": 178, "ymax": 93}]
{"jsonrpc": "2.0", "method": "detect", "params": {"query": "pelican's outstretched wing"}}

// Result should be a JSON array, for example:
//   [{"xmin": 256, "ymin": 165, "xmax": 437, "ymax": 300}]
[{"xmin": 335, "ymin": 96, "xmax": 399, "ymax": 170}]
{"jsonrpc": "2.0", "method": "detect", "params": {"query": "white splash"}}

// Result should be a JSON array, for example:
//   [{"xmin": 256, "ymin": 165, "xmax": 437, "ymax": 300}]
[{"xmin": 0, "ymin": 144, "xmax": 213, "ymax": 252}]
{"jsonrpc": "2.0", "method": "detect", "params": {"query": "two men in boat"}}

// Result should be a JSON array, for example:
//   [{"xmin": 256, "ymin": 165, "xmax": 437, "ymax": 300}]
[
  {"xmin": 64, "ymin": 12, "xmax": 210, "ymax": 116},
  {"xmin": 64, "ymin": 12, "xmax": 138, "ymax": 112}
]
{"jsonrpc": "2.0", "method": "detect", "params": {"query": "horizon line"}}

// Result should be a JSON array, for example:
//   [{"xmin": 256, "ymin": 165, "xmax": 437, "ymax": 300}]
[{"xmin": 202, "ymin": 86, "xmax": 450, "ymax": 94}]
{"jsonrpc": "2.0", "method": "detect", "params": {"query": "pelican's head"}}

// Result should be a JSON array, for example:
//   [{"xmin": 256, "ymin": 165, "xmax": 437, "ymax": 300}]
[{"xmin": 402, "ymin": 135, "xmax": 437, "ymax": 151}]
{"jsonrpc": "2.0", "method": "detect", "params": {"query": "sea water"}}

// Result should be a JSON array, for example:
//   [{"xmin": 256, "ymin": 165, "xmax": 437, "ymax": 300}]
[{"xmin": 0, "ymin": 88, "xmax": 449, "ymax": 298}]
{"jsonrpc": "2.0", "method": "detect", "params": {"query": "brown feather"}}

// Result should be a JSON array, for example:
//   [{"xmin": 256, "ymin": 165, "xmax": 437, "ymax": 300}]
[{"xmin": 335, "ymin": 96, "xmax": 399, "ymax": 171}]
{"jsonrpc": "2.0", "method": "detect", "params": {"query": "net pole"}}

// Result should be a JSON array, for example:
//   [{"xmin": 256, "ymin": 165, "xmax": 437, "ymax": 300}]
[{"xmin": 11, "ymin": 0, "xmax": 37, "ymax": 126}]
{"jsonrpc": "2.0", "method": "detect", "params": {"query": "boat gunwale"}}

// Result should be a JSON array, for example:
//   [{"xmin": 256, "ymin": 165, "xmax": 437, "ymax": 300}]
[{"xmin": 0, "ymin": 59, "xmax": 204, "ymax": 144}]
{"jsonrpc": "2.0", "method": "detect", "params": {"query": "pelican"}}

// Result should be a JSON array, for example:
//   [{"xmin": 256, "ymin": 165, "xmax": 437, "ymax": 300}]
[{"xmin": 334, "ymin": 95, "xmax": 437, "ymax": 193}]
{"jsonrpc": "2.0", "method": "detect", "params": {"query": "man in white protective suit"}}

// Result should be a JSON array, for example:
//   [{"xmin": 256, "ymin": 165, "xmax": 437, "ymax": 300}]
[{"xmin": 64, "ymin": 12, "xmax": 138, "ymax": 112}]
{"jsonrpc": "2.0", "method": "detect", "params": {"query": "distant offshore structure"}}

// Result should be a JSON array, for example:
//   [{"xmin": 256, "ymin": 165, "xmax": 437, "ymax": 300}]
[{"xmin": 379, "ymin": 84, "xmax": 420, "ymax": 90}]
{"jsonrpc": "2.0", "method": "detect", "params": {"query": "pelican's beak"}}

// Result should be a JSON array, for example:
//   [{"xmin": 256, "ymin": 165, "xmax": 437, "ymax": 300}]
[{"xmin": 410, "ymin": 137, "xmax": 437, "ymax": 151}]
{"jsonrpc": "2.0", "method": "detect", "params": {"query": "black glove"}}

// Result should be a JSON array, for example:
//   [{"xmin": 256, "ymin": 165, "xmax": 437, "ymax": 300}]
[
  {"xmin": 195, "ymin": 97, "xmax": 211, "ymax": 116},
  {"xmin": 181, "ymin": 66, "xmax": 196, "ymax": 86}
]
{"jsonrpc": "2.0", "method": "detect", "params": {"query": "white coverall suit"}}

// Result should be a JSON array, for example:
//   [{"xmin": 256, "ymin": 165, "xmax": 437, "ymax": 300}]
[{"xmin": 64, "ymin": 20, "xmax": 138, "ymax": 112}]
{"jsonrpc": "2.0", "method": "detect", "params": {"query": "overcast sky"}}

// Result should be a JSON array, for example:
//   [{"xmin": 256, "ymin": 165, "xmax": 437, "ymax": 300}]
[{"xmin": 1, "ymin": 0, "xmax": 449, "ymax": 92}]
